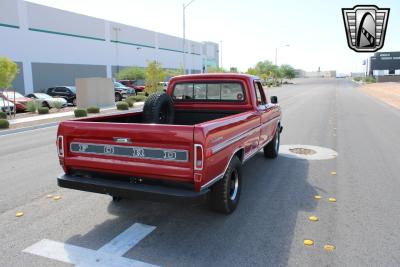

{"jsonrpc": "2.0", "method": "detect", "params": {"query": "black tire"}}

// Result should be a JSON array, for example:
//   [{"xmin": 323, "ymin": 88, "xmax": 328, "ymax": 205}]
[
  {"xmin": 115, "ymin": 93, "xmax": 122, "ymax": 102},
  {"xmin": 209, "ymin": 156, "xmax": 242, "ymax": 214},
  {"xmin": 72, "ymin": 98, "xmax": 77, "ymax": 106},
  {"xmin": 143, "ymin": 93, "xmax": 174, "ymax": 124},
  {"xmin": 42, "ymin": 101, "xmax": 50, "ymax": 108},
  {"xmin": 112, "ymin": 196, "xmax": 122, "ymax": 202},
  {"xmin": 264, "ymin": 125, "xmax": 280, "ymax": 158}
]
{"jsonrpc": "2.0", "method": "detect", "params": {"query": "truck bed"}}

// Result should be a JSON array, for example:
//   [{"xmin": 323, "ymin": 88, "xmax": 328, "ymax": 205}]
[{"xmin": 79, "ymin": 108, "xmax": 244, "ymax": 125}]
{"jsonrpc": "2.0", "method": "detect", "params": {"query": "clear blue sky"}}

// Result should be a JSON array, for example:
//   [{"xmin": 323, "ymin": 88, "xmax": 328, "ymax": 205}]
[{"xmin": 29, "ymin": 0, "xmax": 400, "ymax": 73}]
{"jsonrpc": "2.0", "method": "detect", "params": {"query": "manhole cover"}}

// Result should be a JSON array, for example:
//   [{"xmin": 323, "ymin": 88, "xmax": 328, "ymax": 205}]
[
  {"xmin": 280, "ymin": 145, "xmax": 337, "ymax": 160},
  {"xmin": 289, "ymin": 148, "xmax": 317, "ymax": 155}
]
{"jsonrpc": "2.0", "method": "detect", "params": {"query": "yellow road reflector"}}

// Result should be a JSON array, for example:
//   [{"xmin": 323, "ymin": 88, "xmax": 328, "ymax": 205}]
[
  {"xmin": 328, "ymin": 197, "xmax": 337, "ymax": 202},
  {"xmin": 15, "ymin": 212, "xmax": 24, "ymax": 217},
  {"xmin": 331, "ymin": 171, "xmax": 337, "ymax": 175},
  {"xmin": 46, "ymin": 194, "xmax": 53, "ymax": 198},
  {"xmin": 324, "ymin": 244, "xmax": 336, "ymax": 251},
  {"xmin": 304, "ymin": 239, "xmax": 314, "ymax": 246},
  {"xmin": 309, "ymin": 216, "xmax": 319, "ymax": 222},
  {"xmin": 53, "ymin": 196, "xmax": 62, "ymax": 201},
  {"xmin": 314, "ymin": 195, "xmax": 322, "ymax": 200}
]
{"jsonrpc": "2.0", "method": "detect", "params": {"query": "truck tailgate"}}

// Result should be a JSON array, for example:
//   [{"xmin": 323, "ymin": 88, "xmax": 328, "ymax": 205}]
[{"xmin": 59, "ymin": 121, "xmax": 194, "ymax": 182}]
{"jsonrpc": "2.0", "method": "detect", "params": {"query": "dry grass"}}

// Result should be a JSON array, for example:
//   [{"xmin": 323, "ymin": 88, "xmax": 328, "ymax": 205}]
[{"xmin": 361, "ymin": 82, "xmax": 400, "ymax": 109}]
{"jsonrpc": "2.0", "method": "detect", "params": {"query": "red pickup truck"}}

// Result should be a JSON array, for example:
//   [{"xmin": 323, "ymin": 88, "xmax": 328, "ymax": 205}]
[{"xmin": 57, "ymin": 74, "xmax": 282, "ymax": 214}]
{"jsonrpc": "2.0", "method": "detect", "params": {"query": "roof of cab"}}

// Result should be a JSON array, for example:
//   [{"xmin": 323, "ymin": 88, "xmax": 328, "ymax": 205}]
[{"xmin": 170, "ymin": 73, "xmax": 259, "ymax": 82}]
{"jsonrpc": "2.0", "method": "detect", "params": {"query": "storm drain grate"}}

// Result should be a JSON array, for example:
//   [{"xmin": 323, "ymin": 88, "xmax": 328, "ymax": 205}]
[
  {"xmin": 280, "ymin": 144, "xmax": 338, "ymax": 160},
  {"xmin": 289, "ymin": 148, "xmax": 317, "ymax": 155}
]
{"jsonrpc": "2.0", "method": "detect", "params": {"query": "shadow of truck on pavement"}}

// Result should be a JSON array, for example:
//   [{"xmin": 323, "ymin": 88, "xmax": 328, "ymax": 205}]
[{"xmin": 66, "ymin": 152, "xmax": 316, "ymax": 267}]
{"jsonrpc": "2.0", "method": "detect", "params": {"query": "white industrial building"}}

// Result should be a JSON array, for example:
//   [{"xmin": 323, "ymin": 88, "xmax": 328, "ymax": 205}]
[{"xmin": 0, "ymin": 0, "xmax": 219, "ymax": 94}]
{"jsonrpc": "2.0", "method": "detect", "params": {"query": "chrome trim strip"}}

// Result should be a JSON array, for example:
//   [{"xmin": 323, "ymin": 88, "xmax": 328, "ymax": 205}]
[
  {"xmin": 211, "ymin": 126, "xmax": 261, "ymax": 154},
  {"xmin": 201, "ymin": 147, "xmax": 243, "ymax": 190},
  {"xmin": 69, "ymin": 142, "xmax": 189, "ymax": 162},
  {"xmin": 210, "ymin": 116, "xmax": 280, "ymax": 155},
  {"xmin": 200, "ymin": 172, "xmax": 224, "ymax": 190}
]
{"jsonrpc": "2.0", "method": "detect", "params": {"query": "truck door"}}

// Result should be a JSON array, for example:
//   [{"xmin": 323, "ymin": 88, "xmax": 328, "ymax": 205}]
[{"xmin": 254, "ymin": 81, "xmax": 274, "ymax": 147}]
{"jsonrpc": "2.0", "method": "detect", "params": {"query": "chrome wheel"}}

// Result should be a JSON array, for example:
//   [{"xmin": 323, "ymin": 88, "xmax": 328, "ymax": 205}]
[
  {"xmin": 275, "ymin": 130, "xmax": 280, "ymax": 152},
  {"xmin": 229, "ymin": 170, "xmax": 239, "ymax": 201}
]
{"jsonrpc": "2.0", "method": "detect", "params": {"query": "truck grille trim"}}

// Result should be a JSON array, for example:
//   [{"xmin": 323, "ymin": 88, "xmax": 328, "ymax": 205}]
[{"xmin": 70, "ymin": 142, "xmax": 189, "ymax": 162}]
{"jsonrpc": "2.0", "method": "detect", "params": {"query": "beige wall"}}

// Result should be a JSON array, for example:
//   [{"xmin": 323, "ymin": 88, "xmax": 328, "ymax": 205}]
[{"xmin": 76, "ymin": 78, "xmax": 115, "ymax": 108}]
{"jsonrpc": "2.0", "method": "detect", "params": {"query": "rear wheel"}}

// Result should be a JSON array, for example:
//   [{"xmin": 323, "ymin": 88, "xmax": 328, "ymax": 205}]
[
  {"xmin": 209, "ymin": 156, "xmax": 242, "ymax": 214},
  {"xmin": 264, "ymin": 125, "xmax": 280, "ymax": 158},
  {"xmin": 72, "ymin": 98, "xmax": 77, "ymax": 106}
]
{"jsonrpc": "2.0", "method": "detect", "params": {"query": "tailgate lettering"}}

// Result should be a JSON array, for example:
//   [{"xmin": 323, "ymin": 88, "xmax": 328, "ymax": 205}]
[{"xmin": 70, "ymin": 142, "xmax": 188, "ymax": 162}]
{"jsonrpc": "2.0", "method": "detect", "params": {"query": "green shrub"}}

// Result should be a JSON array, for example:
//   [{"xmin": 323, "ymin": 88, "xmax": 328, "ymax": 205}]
[
  {"xmin": 0, "ymin": 112, "xmax": 6, "ymax": 119},
  {"xmin": 74, "ymin": 108, "xmax": 87, "ymax": 117},
  {"xmin": 116, "ymin": 101, "xmax": 129, "ymax": 110},
  {"xmin": 136, "ymin": 92, "xmax": 146, "ymax": 96},
  {"xmin": 124, "ymin": 99, "xmax": 133, "ymax": 107},
  {"xmin": 0, "ymin": 119, "xmax": 9, "ymax": 129},
  {"xmin": 86, "ymin": 106, "xmax": 100, "ymax": 113},
  {"xmin": 129, "ymin": 95, "xmax": 147, "ymax": 102},
  {"xmin": 26, "ymin": 101, "xmax": 39, "ymax": 113},
  {"xmin": 363, "ymin": 76, "xmax": 376, "ymax": 83},
  {"xmin": 353, "ymin": 77, "xmax": 362, "ymax": 82},
  {"xmin": 52, "ymin": 101, "xmax": 64, "ymax": 110},
  {"xmin": 38, "ymin": 107, "xmax": 49, "ymax": 114}
]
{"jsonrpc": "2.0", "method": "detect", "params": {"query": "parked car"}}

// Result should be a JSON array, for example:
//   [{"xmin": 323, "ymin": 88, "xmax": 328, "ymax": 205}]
[
  {"xmin": 26, "ymin": 93, "xmax": 67, "ymax": 108},
  {"xmin": 118, "ymin": 80, "xmax": 145, "ymax": 93},
  {"xmin": 0, "ymin": 98, "xmax": 15, "ymax": 114},
  {"xmin": 1, "ymin": 91, "xmax": 33, "ymax": 111},
  {"xmin": 114, "ymin": 82, "xmax": 134, "ymax": 101},
  {"xmin": 46, "ymin": 86, "xmax": 77, "ymax": 106},
  {"xmin": 56, "ymin": 73, "xmax": 282, "ymax": 214}
]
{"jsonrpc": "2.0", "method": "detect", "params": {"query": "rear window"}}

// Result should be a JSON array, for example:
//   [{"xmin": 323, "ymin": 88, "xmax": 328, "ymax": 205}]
[{"xmin": 172, "ymin": 82, "xmax": 245, "ymax": 101}]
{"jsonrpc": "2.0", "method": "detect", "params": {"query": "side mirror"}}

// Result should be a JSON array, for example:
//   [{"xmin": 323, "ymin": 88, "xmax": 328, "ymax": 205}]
[{"xmin": 270, "ymin": 96, "xmax": 278, "ymax": 104}]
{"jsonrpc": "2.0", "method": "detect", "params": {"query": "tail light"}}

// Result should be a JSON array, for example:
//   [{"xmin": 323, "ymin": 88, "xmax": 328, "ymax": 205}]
[
  {"xmin": 194, "ymin": 144, "xmax": 203, "ymax": 170},
  {"xmin": 57, "ymin": 136, "xmax": 64, "ymax": 157}
]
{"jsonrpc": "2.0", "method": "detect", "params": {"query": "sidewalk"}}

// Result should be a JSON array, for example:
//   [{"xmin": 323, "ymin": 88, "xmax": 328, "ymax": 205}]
[{"xmin": 8, "ymin": 102, "xmax": 144, "ymax": 125}]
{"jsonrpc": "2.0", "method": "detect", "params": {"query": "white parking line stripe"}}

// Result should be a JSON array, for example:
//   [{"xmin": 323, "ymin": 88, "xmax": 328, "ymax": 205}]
[
  {"xmin": 98, "ymin": 223, "xmax": 156, "ymax": 256},
  {"xmin": 23, "ymin": 223, "xmax": 160, "ymax": 267}
]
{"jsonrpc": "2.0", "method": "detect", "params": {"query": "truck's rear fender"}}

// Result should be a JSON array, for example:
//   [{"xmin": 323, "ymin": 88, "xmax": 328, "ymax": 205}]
[
  {"xmin": 193, "ymin": 111, "xmax": 260, "ymax": 191},
  {"xmin": 58, "ymin": 121, "xmax": 195, "ymax": 182}
]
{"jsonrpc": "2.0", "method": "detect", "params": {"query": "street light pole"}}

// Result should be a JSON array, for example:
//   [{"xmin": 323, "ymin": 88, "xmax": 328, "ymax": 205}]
[
  {"xmin": 182, "ymin": 0, "xmax": 196, "ymax": 74},
  {"xmin": 275, "ymin": 44, "xmax": 290, "ymax": 65}
]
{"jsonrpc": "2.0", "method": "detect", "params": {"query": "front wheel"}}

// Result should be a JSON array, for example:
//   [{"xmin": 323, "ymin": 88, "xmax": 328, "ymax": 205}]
[
  {"xmin": 264, "ymin": 125, "xmax": 280, "ymax": 158},
  {"xmin": 209, "ymin": 156, "xmax": 242, "ymax": 214}
]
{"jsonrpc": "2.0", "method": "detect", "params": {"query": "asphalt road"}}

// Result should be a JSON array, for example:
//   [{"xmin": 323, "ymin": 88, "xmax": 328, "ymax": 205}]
[{"xmin": 1, "ymin": 78, "xmax": 399, "ymax": 266}]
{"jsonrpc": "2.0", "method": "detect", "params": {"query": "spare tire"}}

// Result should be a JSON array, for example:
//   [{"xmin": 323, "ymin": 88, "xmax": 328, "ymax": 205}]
[{"xmin": 143, "ymin": 93, "xmax": 175, "ymax": 124}]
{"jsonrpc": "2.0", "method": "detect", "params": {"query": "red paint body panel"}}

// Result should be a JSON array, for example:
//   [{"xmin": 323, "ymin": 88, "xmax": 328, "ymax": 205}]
[{"xmin": 57, "ymin": 74, "xmax": 282, "ymax": 194}]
